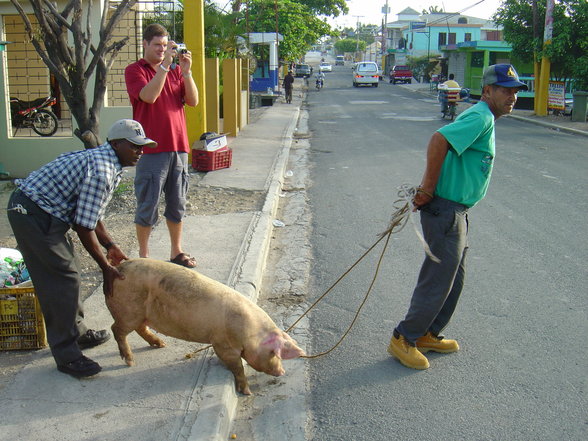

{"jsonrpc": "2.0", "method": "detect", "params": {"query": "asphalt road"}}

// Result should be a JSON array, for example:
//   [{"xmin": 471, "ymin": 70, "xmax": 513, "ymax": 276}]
[{"xmin": 305, "ymin": 60, "xmax": 588, "ymax": 440}]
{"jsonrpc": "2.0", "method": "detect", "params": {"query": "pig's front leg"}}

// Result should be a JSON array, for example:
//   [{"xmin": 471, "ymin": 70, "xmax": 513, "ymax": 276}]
[
  {"xmin": 111, "ymin": 321, "xmax": 136, "ymax": 366},
  {"xmin": 213, "ymin": 343, "xmax": 251, "ymax": 395}
]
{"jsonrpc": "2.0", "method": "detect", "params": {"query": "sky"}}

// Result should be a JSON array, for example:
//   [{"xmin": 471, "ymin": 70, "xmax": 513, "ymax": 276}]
[{"xmin": 331, "ymin": 0, "xmax": 503, "ymax": 28}]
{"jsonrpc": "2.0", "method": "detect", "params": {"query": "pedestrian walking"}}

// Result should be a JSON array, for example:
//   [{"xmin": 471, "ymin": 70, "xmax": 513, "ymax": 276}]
[
  {"xmin": 388, "ymin": 64, "xmax": 528, "ymax": 369},
  {"xmin": 7, "ymin": 119, "xmax": 157, "ymax": 378},
  {"xmin": 283, "ymin": 71, "xmax": 294, "ymax": 104},
  {"xmin": 125, "ymin": 23, "xmax": 199, "ymax": 267}
]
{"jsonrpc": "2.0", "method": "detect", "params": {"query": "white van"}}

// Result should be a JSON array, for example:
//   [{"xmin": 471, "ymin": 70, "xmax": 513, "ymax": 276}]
[{"xmin": 353, "ymin": 62, "xmax": 379, "ymax": 87}]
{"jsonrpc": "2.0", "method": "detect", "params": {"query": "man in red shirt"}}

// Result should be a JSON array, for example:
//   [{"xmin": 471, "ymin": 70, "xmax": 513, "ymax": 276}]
[{"xmin": 125, "ymin": 23, "xmax": 199, "ymax": 267}]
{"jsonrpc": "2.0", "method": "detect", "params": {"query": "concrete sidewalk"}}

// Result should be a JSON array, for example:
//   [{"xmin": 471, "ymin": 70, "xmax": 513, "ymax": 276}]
[{"xmin": 0, "ymin": 83, "xmax": 304, "ymax": 441}]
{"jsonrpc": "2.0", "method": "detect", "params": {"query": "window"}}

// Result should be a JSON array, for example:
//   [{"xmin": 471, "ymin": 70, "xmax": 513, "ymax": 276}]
[
  {"xmin": 465, "ymin": 33, "xmax": 472, "ymax": 42},
  {"xmin": 449, "ymin": 33, "xmax": 457, "ymax": 44},
  {"xmin": 438, "ymin": 32, "xmax": 447, "ymax": 46},
  {"xmin": 486, "ymin": 30, "xmax": 502, "ymax": 41}
]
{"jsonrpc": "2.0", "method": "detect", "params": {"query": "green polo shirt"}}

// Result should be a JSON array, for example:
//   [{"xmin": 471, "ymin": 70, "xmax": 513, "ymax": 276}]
[{"xmin": 436, "ymin": 101, "xmax": 496, "ymax": 207}]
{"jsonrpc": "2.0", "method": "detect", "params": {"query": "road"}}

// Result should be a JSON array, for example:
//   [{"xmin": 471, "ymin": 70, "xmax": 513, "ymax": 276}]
[{"xmin": 304, "ymin": 56, "xmax": 588, "ymax": 440}]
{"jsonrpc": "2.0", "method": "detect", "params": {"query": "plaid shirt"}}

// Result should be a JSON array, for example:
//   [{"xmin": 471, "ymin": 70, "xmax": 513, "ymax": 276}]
[{"xmin": 16, "ymin": 144, "xmax": 123, "ymax": 230}]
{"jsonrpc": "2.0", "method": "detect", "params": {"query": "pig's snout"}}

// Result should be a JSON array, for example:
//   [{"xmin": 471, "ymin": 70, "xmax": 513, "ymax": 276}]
[{"xmin": 268, "ymin": 366, "xmax": 285, "ymax": 377}]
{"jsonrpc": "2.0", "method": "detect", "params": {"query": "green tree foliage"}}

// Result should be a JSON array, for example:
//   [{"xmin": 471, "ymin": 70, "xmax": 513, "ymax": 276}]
[
  {"xmin": 407, "ymin": 54, "xmax": 437, "ymax": 82},
  {"xmin": 493, "ymin": 0, "xmax": 588, "ymax": 89},
  {"xmin": 244, "ymin": 0, "xmax": 332, "ymax": 61},
  {"xmin": 294, "ymin": 0, "xmax": 348, "ymax": 17},
  {"xmin": 422, "ymin": 6, "xmax": 444, "ymax": 14},
  {"xmin": 334, "ymin": 38, "xmax": 366, "ymax": 54}
]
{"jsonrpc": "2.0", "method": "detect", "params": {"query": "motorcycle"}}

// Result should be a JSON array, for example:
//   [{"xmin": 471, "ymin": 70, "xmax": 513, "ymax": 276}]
[
  {"xmin": 10, "ymin": 96, "xmax": 59, "ymax": 136},
  {"xmin": 439, "ymin": 88, "xmax": 470, "ymax": 121},
  {"xmin": 315, "ymin": 77, "xmax": 324, "ymax": 90}
]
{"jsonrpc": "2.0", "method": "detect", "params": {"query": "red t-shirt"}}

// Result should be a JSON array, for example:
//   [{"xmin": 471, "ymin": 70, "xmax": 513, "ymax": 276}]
[{"xmin": 125, "ymin": 59, "xmax": 189, "ymax": 154}]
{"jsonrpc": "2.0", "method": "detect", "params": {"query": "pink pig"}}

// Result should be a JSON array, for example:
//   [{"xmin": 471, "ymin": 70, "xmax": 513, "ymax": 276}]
[{"xmin": 106, "ymin": 258, "xmax": 305, "ymax": 395}]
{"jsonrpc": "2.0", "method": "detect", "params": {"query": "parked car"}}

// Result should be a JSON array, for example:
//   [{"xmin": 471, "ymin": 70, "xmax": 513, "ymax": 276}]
[
  {"xmin": 294, "ymin": 64, "xmax": 312, "ymax": 78},
  {"xmin": 353, "ymin": 61, "xmax": 379, "ymax": 87},
  {"xmin": 390, "ymin": 65, "xmax": 413, "ymax": 84},
  {"xmin": 319, "ymin": 62, "xmax": 332, "ymax": 72},
  {"xmin": 335, "ymin": 55, "xmax": 345, "ymax": 66}
]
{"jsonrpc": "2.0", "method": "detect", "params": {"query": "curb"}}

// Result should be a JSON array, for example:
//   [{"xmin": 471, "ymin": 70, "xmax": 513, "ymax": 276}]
[
  {"xmin": 187, "ymin": 102, "xmax": 302, "ymax": 441},
  {"xmin": 506, "ymin": 113, "xmax": 588, "ymax": 137}
]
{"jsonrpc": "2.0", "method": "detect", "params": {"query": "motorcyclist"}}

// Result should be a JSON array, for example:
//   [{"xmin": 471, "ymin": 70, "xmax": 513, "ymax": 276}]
[
  {"xmin": 315, "ymin": 70, "xmax": 325, "ymax": 88},
  {"xmin": 438, "ymin": 73, "xmax": 460, "ymax": 113}
]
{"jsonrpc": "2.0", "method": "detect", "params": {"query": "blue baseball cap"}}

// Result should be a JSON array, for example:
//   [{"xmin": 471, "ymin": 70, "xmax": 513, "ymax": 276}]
[{"xmin": 482, "ymin": 64, "xmax": 528, "ymax": 90}]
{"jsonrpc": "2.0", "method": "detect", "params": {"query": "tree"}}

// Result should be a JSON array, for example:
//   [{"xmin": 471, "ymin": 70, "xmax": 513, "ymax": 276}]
[
  {"xmin": 232, "ymin": 0, "xmax": 348, "ymax": 18},
  {"xmin": 10, "ymin": 0, "xmax": 137, "ymax": 148},
  {"xmin": 422, "ymin": 6, "xmax": 444, "ymax": 14},
  {"xmin": 244, "ymin": 0, "xmax": 332, "ymax": 61},
  {"xmin": 334, "ymin": 38, "xmax": 366, "ymax": 54},
  {"xmin": 493, "ymin": 0, "xmax": 588, "ymax": 89}
]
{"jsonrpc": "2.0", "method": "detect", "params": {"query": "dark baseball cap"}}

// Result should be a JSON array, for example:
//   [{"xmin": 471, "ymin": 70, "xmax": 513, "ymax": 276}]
[
  {"xmin": 107, "ymin": 119, "xmax": 157, "ymax": 148},
  {"xmin": 482, "ymin": 64, "xmax": 528, "ymax": 90}
]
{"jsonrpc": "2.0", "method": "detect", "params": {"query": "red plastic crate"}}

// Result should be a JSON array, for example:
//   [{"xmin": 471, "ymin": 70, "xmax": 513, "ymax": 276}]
[{"xmin": 192, "ymin": 148, "xmax": 232, "ymax": 171}]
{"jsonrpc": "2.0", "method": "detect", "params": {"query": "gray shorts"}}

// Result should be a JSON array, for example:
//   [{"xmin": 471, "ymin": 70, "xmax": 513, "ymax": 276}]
[{"xmin": 134, "ymin": 152, "xmax": 189, "ymax": 226}]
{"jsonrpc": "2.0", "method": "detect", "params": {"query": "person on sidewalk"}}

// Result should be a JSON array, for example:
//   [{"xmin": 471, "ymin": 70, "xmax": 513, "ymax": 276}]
[
  {"xmin": 387, "ymin": 64, "xmax": 528, "ymax": 370},
  {"xmin": 7, "ymin": 119, "xmax": 157, "ymax": 378},
  {"xmin": 283, "ymin": 71, "xmax": 294, "ymax": 104},
  {"xmin": 125, "ymin": 23, "xmax": 199, "ymax": 268}
]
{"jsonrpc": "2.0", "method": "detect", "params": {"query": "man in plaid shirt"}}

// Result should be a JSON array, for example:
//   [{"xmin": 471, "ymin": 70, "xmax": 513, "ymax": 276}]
[{"xmin": 7, "ymin": 119, "xmax": 156, "ymax": 378}]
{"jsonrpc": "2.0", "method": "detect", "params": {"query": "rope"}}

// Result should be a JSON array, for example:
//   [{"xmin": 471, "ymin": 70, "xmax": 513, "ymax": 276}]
[
  {"xmin": 287, "ymin": 184, "xmax": 440, "ymax": 359},
  {"xmin": 186, "ymin": 185, "xmax": 439, "ymax": 361}
]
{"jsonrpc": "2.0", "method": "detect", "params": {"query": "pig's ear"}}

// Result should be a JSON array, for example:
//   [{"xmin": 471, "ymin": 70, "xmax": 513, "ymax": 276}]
[{"xmin": 278, "ymin": 332, "xmax": 306, "ymax": 360}]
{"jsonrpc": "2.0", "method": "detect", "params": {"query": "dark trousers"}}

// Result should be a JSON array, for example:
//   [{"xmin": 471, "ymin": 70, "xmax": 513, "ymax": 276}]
[
  {"xmin": 396, "ymin": 197, "xmax": 469, "ymax": 344},
  {"xmin": 7, "ymin": 189, "xmax": 87, "ymax": 365}
]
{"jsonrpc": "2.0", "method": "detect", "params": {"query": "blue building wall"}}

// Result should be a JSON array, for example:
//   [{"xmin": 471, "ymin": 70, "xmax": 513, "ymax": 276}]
[
  {"xmin": 250, "ymin": 60, "xmax": 279, "ymax": 92},
  {"xmin": 404, "ymin": 25, "xmax": 484, "ymax": 56}
]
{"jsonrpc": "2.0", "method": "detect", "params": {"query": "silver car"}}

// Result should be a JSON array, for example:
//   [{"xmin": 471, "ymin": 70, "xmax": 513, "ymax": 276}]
[{"xmin": 353, "ymin": 62, "xmax": 379, "ymax": 87}]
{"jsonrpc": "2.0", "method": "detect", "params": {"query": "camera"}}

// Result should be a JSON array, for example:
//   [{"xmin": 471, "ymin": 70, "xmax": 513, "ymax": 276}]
[{"xmin": 175, "ymin": 43, "xmax": 188, "ymax": 54}]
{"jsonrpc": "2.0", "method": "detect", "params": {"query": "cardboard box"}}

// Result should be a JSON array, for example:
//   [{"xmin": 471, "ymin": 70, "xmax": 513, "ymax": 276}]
[{"xmin": 194, "ymin": 133, "xmax": 228, "ymax": 152}]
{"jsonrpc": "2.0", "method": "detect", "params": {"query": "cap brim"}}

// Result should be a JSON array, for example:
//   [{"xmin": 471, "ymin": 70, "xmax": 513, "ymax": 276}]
[
  {"xmin": 495, "ymin": 80, "xmax": 528, "ymax": 91},
  {"xmin": 127, "ymin": 136, "xmax": 158, "ymax": 148}
]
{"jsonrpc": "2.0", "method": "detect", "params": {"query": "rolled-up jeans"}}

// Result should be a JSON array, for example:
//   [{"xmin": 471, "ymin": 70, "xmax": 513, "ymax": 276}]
[{"xmin": 396, "ymin": 197, "xmax": 469, "ymax": 344}]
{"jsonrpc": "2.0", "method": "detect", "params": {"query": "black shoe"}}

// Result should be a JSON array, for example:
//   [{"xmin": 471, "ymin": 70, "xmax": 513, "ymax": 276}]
[
  {"xmin": 57, "ymin": 355, "xmax": 102, "ymax": 378},
  {"xmin": 77, "ymin": 329, "xmax": 111, "ymax": 349}
]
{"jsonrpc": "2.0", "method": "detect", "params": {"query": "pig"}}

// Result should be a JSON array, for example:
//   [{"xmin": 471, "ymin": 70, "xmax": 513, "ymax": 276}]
[{"xmin": 105, "ymin": 258, "xmax": 305, "ymax": 395}]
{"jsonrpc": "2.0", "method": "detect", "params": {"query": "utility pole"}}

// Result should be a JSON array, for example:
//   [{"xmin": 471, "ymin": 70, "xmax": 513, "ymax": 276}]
[
  {"xmin": 382, "ymin": 1, "xmax": 389, "ymax": 72},
  {"xmin": 536, "ymin": 0, "xmax": 555, "ymax": 116},
  {"xmin": 353, "ymin": 15, "xmax": 364, "ymax": 61}
]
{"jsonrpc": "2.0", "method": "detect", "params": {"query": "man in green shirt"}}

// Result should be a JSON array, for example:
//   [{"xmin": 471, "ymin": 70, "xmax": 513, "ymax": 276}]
[{"xmin": 388, "ymin": 64, "xmax": 528, "ymax": 369}]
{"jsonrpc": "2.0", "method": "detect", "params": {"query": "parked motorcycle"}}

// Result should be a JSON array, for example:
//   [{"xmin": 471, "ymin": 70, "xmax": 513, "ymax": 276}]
[{"xmin": 10, "ymin": 96, "xmax": 59, "ymax": 136}]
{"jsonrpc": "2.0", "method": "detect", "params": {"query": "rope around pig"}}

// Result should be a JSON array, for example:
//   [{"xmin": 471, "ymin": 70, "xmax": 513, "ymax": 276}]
[
  {"xmin": 185, "ymin": 185, "xmax": 439, "ymax": 361},
  {"xmin": 287, "ymin": 184, "xmax": 439, "ymax": 359}
]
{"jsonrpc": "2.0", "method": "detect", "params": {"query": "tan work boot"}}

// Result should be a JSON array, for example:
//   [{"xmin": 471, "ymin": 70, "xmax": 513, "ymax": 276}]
[
  {"xmin": 416, "ymin": 332, "xmax": 459, "ymax": 353},
  {"xmin": 387, "ymin": 333, "xmax": 430, "ymax": 370}
]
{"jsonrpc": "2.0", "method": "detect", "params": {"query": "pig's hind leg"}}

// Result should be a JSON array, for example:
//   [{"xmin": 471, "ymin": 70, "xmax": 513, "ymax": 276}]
[
  {"xmin": 136, "ymin": 322, "xmax": 166, "ymax": 348},
  {"xmin": 213, "ymin": 343, "xmax": 252, "ymax": 395}
]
